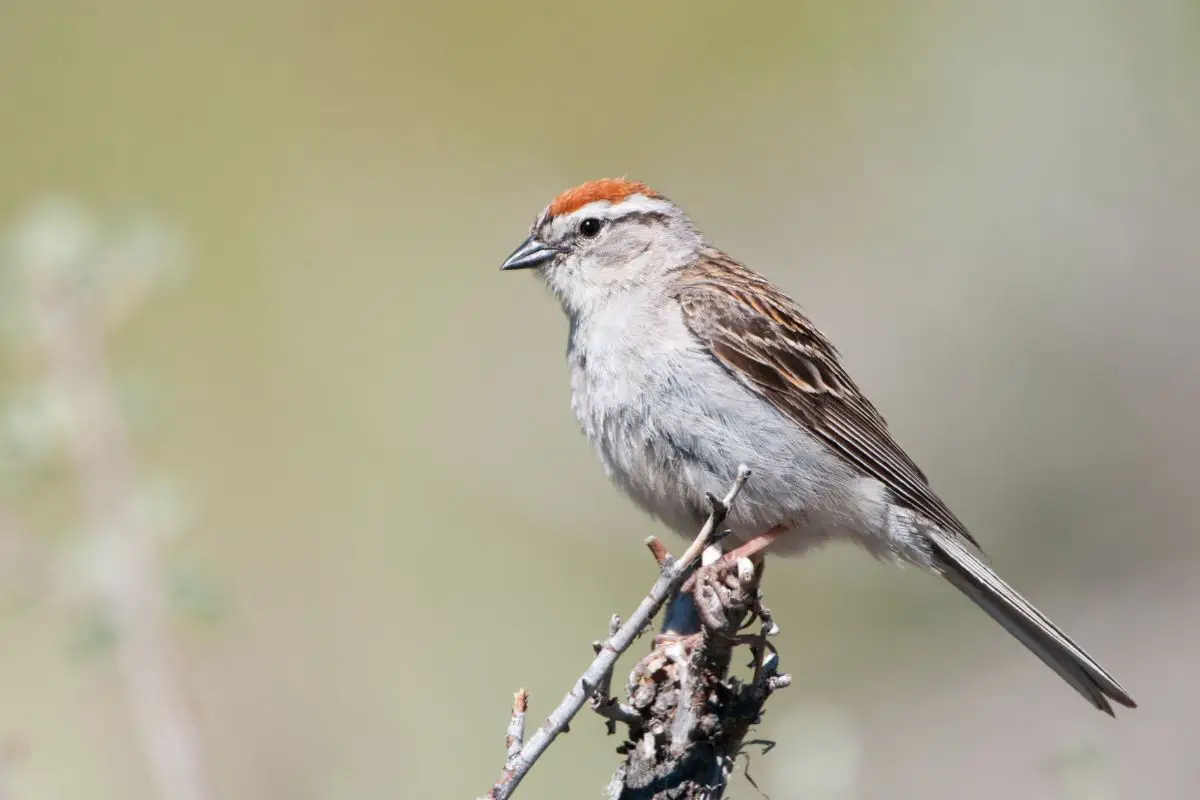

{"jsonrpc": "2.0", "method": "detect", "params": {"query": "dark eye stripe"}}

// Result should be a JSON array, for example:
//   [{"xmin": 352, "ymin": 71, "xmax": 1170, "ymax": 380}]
[{"xmin": 618, "ymin": 210, "xmax": 670, "ymax": 225}]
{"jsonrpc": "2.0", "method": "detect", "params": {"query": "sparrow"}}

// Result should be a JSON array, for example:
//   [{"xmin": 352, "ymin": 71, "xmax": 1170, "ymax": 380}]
[{"xmin": 500, "ymin": 178, "xmax": 1135, "ymax": 715}]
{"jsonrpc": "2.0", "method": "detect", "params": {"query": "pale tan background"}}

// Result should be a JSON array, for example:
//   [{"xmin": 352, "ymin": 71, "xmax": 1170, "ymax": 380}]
[{"xmin": 2, "ymin": 1, "xmax": 1198, "ymax": 798}]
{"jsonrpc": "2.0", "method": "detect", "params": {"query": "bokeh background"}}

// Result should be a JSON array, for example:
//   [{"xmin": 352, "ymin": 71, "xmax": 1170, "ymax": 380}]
[{"xmin": 2, "ymin": 1, "xmax": 1198, "ymax": 798}]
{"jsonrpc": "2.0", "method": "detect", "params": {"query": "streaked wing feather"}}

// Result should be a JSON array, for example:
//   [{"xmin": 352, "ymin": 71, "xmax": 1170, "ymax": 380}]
[{"xmin": 676, "ymin": 252, "xmax": 977, "ymax": 547}]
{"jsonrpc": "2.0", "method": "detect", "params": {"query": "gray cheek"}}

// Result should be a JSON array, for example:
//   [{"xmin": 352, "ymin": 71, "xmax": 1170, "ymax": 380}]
[{"xmin": 588, "ymin": 242, "xmax": 637, "ymax": 272}]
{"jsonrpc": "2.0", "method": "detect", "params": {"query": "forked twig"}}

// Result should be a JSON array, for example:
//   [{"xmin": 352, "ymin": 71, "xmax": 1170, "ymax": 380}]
[{"xmin": 482, "ymin": 466, "xmax": 752, "ymax": 800}]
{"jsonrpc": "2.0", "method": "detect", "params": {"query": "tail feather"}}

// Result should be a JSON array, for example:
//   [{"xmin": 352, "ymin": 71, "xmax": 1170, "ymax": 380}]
[{"xmin": 926, "ymin": 528, "xmax": 1136, "ymax": 715}]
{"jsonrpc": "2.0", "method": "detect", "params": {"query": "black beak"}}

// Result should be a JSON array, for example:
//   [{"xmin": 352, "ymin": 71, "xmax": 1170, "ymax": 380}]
[{"xmin": 500, "ymin": 236, "xmax": 560, "ymax": 271}]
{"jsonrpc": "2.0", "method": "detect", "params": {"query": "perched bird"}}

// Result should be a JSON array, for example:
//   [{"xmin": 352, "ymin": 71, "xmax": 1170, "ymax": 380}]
[{"xmin": 500, "ymin": 178, "xmax": 1135, "ymax": 715}]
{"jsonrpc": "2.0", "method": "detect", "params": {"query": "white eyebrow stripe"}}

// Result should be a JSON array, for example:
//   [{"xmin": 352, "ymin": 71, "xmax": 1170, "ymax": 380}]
[{"xmin": 560, "ymin": 194, "xmax": 675, "ymax": 223}]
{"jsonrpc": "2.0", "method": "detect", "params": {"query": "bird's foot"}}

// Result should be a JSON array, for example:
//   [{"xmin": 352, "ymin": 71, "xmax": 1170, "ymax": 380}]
[
  {"xmin": 720, "ymin": 524, "xmax": 789, "ymax": 563},
  {"xmin": 683, "ymin": 530, "xmax": 782, "ymax": 631}
]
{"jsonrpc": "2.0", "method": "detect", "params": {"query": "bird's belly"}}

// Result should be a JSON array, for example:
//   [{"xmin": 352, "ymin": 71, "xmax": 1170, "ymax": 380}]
[{"xmin": 570, "ymin": 349, "xmax": 890, "ymax": 555}]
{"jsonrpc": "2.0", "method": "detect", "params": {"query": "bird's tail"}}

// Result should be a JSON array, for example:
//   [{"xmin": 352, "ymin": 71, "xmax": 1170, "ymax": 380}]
[{"xmin": 926, "ymin": 527, "xmax": 1136, "ymax": 715}]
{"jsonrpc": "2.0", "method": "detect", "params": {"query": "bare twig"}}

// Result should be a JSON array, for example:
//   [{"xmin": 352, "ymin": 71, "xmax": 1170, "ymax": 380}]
[
  {"xmin": 591, "ymin": 697, "xmax": 643, "ymax": 729},
  {"xmin": 645, "ymin": 538, "xmax": 669, "ymax": 566},
  {"xmin": 592, "ymin": 615, "xmax": 628, "ymax": 734},
  {"xmin": 482, "ymin": 466, "xmax": 752, "ymax": 800},
  {"xmin": 505, "ymin": 690, "xmax": 528, "ymax": 763}
]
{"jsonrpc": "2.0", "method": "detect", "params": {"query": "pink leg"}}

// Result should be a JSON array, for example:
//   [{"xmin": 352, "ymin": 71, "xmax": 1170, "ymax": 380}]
[
  {"xmin": 680, "ymin": 524, "xmax": 788, "ymax": 593},
  {"xmin": 721, "ymin": 524, "xmax": 788, "ymax": 563}
]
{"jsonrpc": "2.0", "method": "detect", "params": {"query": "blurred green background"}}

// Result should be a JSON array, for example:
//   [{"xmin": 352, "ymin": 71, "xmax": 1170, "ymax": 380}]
[{"xmin": 2, "ymin": 1, "xmax": 1198, "ymax": 798}]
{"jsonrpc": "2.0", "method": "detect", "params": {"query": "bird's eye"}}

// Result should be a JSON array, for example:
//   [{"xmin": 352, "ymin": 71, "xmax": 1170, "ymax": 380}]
[{"xmin": 579, "ymin": 217, "xmax": 602, "ymax": 238}]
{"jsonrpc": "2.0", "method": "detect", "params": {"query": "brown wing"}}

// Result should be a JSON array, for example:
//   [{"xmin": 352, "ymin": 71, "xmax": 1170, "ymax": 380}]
[{"xmin": 675, "ymin": 252, "xmax": 978, "ymax": 547}]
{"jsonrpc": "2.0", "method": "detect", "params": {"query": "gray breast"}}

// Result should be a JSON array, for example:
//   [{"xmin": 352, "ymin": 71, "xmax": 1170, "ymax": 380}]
[{"xmin": 565, "ymin": 304, "xmax": 871, "ymax": 549}]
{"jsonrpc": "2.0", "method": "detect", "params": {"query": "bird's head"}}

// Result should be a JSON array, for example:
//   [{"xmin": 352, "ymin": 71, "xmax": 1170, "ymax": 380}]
[{"xmin": 500, "ymin": 178, "xmax": 704, "ymax": 314}]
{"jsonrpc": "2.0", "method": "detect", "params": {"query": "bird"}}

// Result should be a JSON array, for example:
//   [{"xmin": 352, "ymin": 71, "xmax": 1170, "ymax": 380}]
[{"xmin": 499, "ymin": 177, "xmax": 1135, "ymax": 715}]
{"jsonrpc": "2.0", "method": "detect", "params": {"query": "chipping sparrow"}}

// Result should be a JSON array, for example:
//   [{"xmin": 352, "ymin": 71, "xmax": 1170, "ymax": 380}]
[{"xmin": 500, "ymin": 178, "xmax": 1134, "ymax": 715}]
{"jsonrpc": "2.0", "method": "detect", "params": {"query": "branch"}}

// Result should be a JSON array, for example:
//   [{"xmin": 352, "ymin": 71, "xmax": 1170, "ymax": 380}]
[
  {"xmin": 504, "ymin": 690, "xmax": 528, "ymax": 766},
  {"xmin": 480, "ymin": 465, "xmax": 748, "ymax": 796},
  {"xmin": 592, "ymin": 615, "xmax": 639, "ymax": 733},
  {"xmin": 481, "ymin": 466, "xmax": 753, "ymax": 800},
  {"xmin": 608, "ymin": 544, "xmax": 789, "ymax": 799}
]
